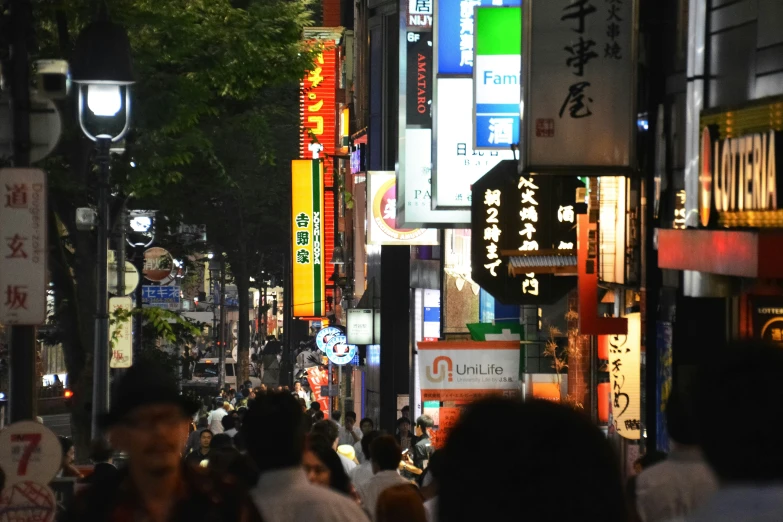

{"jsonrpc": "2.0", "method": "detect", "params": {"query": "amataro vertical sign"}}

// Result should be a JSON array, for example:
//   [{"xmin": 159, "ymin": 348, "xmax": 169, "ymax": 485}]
[
  {"xmin": 292, "ymin": 160, "xmax": 325, "ymax": 317},
  {"xmin": 473, "ymin": 6, "xmax": 522, "ymax": 149}
]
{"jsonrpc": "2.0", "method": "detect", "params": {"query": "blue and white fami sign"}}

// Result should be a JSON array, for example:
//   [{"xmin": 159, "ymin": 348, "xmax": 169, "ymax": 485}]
[
  {"xmin": 473, "ymin": 7, "xmax": 522, "ymax": 149},
  {"xmin": 437, "ymin": 0, "xmax": 521, "ymax": 76}
]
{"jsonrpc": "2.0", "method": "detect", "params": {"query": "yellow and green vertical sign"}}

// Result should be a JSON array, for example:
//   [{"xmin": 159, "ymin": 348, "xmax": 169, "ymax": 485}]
[{"xmin": 292, "ymin": 159, "xmax": 325, "ymax": 317}]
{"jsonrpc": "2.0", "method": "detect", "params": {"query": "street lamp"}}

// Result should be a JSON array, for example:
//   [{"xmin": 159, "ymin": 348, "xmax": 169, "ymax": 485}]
[{"xmin": 71, "ymin": 11, "xmax": 135, "ymax": 440}]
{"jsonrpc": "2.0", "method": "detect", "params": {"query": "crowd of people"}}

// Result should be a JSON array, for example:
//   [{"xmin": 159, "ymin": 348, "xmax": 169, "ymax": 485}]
[{"xmin": 51, "ymin": 340, "xmax": 783, "ymax": 521}]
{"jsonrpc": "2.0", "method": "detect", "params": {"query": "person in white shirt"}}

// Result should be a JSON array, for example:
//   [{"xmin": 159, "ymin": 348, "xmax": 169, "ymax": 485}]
[
  {"xmin": 353, "ymin": 418, "xmax": 375, "ymax": 463},
  {"xmin": 293, "ymin": 381, "xmax": 311, "ymax": 403},
  {"xmin": 635, "ymin": 391, "xmax": 717, "ymax": 522},
  {"xmin": 350, "ymin": 430, "xmax": 381, "ymax": 489},
  {"xmin": 313, "ymin": 419, "xmax": 357, "ymax": 474},
  {"xmin": 356, "ymin": 435, "xmax": 410, "ymax": 521},
  {"xmin": 221, "ymin": 413, "xmax": 239, "ymax": 438},
  {"xmin": 243, "ymin": 392, "xmax": 367, "ymax": 522},
  {"xmin": 339, "ymin": 411, "xmax": 363, "ymax": 447},
  {"xmin": 207, "ymin": 399, "xmax": 227, "ymax": 434}
]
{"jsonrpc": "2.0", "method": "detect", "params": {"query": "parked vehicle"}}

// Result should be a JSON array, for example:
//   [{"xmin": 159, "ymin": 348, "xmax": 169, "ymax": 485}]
[{"xmin": 183, "ymin": 358, "xmax": 260, "ymax": 394}]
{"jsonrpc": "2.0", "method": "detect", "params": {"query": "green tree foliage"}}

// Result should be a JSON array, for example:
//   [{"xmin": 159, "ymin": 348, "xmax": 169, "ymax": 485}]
[{"xmin": 30, "ymin": 0, "xmax": 316, "ymax": 453}]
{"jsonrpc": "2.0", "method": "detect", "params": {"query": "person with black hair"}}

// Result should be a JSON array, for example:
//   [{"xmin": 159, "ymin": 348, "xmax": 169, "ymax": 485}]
[
  {"xmin": 412, "ymin": 415, "xmax": 434, "ymax": 470},
  {"xmin": 350, "ymin": 430, "xmax": 382, "ymax": 489},
  {"xmin": 356, "ymin": 435, "xmax": 409, "ymax": 521},
  {"xmin": 221, "ymin": 413, "xmax": 239, "ymax": 438},
  {"xmin": 303, "ymin": 434, "xmax": 354, "ymax": 498},
  {"xmin": 339, "ymin": 411, "xmax": 363, "ymax": 446},
  {"xmin": 395, "ymin": 417, "xmax": 416, "ymax": 455},
  {"xmin": 185, "ymin": 430, "xmax": 213, "ymax": 468},
  {"xmin": 242, "ymin": 392, "xmax": 367, "ymax": 522},
  {"xmin": 81, "ymin": 438, "xmax": 118, "ymax": 485},
  {"xmin": 678, "ymin": 341, "xmax": 783, "ymax": 521},
  {"xmin": 312, "ymin": 419, "xmax": 357, "ymax": 474},
  {"xmin": 57, "ymin": 436, "xmax": 83, "ymax": 478},
  {"xmin": 354, "ymin": 418, "xmax": 374, "ymax": 464},
  {"xmin": 635, "ymin": 391, "xmax": 717, "ymax": 522},
  {"xmin": 438, "ymin": 398, "xmax": 627, "ymax": 522}
]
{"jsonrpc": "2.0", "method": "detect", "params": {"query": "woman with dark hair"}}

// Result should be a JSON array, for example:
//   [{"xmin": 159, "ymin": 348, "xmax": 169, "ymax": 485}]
[
  {"xmin": 57, "ymin": 436, "xmax": 83, "ymax": 478},
  {"xmin": 302, "ymin": 434, "xmax": 355, "ymax": 499}
]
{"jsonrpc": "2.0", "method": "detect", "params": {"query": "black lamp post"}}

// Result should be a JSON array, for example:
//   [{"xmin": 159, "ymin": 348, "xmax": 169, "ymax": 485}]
[{"xmin": 71, "ymin": 10, "xmax": 134, "ymax": 440}]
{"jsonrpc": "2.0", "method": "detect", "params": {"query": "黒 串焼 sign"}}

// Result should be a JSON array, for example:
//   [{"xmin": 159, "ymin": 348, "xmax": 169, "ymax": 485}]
[{"xmin": 292, "ymin": 160, "xmax": 325, "ymax": 317}]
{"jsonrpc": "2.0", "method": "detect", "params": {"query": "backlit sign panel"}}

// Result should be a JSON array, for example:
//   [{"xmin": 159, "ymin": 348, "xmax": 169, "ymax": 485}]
[{"xmin": 292, "ymin": 160, "xmax": 325, "ymax": 317}]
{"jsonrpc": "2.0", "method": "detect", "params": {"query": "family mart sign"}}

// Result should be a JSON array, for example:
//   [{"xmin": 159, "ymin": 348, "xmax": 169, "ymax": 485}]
[
  {"xmin": 418, "ymin": 341, "xmax": 521, "ymax": 402},
  {"xmin": 473, "ymin": 7, "xmax": 521, "ymax": 149}
]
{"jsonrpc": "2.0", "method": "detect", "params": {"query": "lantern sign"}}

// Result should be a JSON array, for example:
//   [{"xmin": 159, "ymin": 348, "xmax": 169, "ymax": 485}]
[
  {"xmin": 109, "ymin": 296, "xmax": 133, "ymax": 368},
  {"xmin": 609, "ymin": 313, "xmax": 641, "ymax": 440},
  {"xmin": 142, "ymin": 247, "xmax": 174, "ymax": 282},
  {"xmin": 0, "ymin": 169, "xmax": 47, "ymax": 325}
]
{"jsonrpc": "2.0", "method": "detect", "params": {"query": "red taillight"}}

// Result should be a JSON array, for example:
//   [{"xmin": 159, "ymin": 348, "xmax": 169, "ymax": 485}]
[{"xmin": 64, "ymin": 389, "xmax": 74, "ymax": 399}]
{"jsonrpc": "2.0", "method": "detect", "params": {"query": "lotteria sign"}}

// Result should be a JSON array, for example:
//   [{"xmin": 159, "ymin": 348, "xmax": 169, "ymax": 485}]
[
  {"xmin": 367, "ymin": 171, "xmax": 439, "ymax": 245},
  {"xmin": 473, "ymin": 7, "xmax": 521, "ymax": 149},
  {"xmin": 698, "ymin": 97, "xmax": 783, "ymax": 228},
  {"xmin": 292, "ymin": 160, "xmax": 325, "ymax": 317}
]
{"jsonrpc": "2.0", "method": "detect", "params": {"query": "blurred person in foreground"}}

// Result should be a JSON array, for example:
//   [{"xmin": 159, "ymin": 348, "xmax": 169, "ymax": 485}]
[
  {"xmin": 350, "ymin": 430, "xmax": 382, "ymax": 489},
  {"xmin": 242, "ymin": 392, "xmax": 367, "ymax": 522},
  {"xmin": 64, "ymin": 361, "xmax": 259, "ymax": 522},
  {"xmin": 303, "ymin": 434, "xmax": 357, "ymax": 500},
  {"xmin": 680, "ymin": 341, "xmax": 783, "ymax": 522},
  {"xmin": 376, "ymin": 484, "xmax": 426, "ymax": 522},
  {"xmin": 438, "ymin": 398, "xmax": 627, "ymax": 522},
  {"xmin": 635, "ymin": 391, "xmax": 717, "ymax": 522},
  {"xmin": 357, "ymin": 435, "xmax": 410, "ymax": 521},
  {"xmin": 418, "ymin": 450, "xmax": 443, "ymax": 522}
]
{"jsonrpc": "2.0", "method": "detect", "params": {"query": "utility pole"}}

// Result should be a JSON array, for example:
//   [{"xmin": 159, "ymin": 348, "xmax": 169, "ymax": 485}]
[
  {"xmin": 8, "ymin": 0, "xmax": 36, "ymax": 423},
  {"xmin": 218, "ymin": 261, "xmax": 227, "ymax": 393}
]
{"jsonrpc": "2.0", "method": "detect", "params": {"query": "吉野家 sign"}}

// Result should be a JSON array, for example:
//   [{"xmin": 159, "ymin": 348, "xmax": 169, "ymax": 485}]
[
  {"xmin": 522, "ymin": 0, "xmax": 637, "ymax": 174},
  {"xmin": 608, "ymin": 312, "xmax": 641, "ymax": 440},
  {"xmin": 292, "ymin": 159, "xmax": 326, "ymax": 317},
  {"xmin": 347, "ymin": 309, "xmax": 374, "ymax": 345},
  {"xmin": 436, "ymin": 0, "xmax": 521, "ymax": 75},
  {"xmin": 417, "ymin": 340, "xmax": 520, "ymax": 402},
  {"xmin": 473, "ymin": 6, "xmax": 522, "ymax": 150},
  {"xmin": 434, "ymin": 78, "xmax": 514, "ymax": 209},
  {"xmin": 0, "ymin": 169, "xmax": 47, "ymax": 325},
  {"xmin": 367, "ymin": 171, "xmax": 439, "ymax": 245},
  {"xmin": 109, "ymin": 296, "xmax": 133, "ymax": 369}
]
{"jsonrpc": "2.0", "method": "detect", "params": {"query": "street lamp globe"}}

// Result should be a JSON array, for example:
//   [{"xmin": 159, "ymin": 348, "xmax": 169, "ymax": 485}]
[{"xmin": 71, "ymin": 15, "xmax": 135, "ymax": 141}]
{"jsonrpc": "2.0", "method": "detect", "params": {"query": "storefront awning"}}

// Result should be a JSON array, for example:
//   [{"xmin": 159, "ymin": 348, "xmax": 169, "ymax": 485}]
[{"xmin": 657, "ymin": 228, "xmax": 783, "ymax": 278}]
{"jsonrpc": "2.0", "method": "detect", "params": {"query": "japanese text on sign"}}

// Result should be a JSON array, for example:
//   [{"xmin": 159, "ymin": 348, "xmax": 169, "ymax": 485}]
[
  {"xmin": 301, "ymin": 45, "xmax": 337, "ymax": 160},
  {"xmin": 483, "ymin": 189, "xmax": 502, "ymax": 277},
  {"xmin": 559, "ymin": 0, "xmax": 598, "ymax": 119},
  {"xmin": 518, "ymin": 176, "xmax": 539, "ymax": 296},
  {"xmin": 608, "ymin": 312, "xmax": 641, "ymax": 440}
]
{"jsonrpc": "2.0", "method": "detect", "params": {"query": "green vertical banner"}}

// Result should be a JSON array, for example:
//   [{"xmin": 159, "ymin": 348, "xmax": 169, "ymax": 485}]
[{"xmin": 473, "ymin": 7, "xmax": 522, "ymax": 149}]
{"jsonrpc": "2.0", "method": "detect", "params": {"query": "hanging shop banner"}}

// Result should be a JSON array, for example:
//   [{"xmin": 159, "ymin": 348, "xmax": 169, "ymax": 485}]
[
  {"xmin": 301, "ymin": 42, "xmax": 338, "ymax": 159},
  {"xmin": 0, "ymin": 169, "xmax": 47, "ymax": 325},
  {"xmin": 522, "ymin": 0, "xmax": 637, "ymax": 174},
  {"xmin": 407, "ymin": 32, "xmax": 433, "ymax": 128},
  {"xmin": 471, "ymin": 162, "xmax": 583, "ymax": 304},
  {"xmin": 436, "ymin": 0, "xmax": 521, "ymax": 76},
  {"xmin": 434, "ymin": 78, "xmax": 514, "ymax": 209},
  {"xmin": 418, "ymin": 340, "xmax": 520, "ymax": 402},
  {"xmin": 698, "ymin": 97, "xmax": 783, "ymax": 228},
  {"xmin": 292, "ymin": 159, "xmax": 325, "ymax": 317},
  {"xmin": 347, "ymin": 309, "xmax": 374, "ymax": 345},
  {"xmin": 109, "ymin": 296, "xmax": 133, "ymax": 369},
  {"xmin": 398, "ymin": 128, "xmax": 471, "ymax": 227},
  {"xmin": 608, "ymin": 312, "xmax": 641, "ymax": 440},
  {"xmin": 367, "ymin": 171, "xmax": 439, "ymax": 245},
  {"xmin": 473, "ymin": 7, "xmax": 522, "ymax": 150},
  {"xmin": 752, "ymin": 296, "xmax": 783, "ymax": 344},
  {"xmin": 305, "ymin": 366, "xmax": 331, "ymax": 417}
]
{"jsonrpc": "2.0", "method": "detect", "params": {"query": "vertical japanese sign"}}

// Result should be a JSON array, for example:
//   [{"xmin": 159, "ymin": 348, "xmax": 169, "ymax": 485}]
[
  {"xmin": 473, "ymin": 7, "xmax": 522, "ymax": 149},
  {"xmin": 407, "ymin": 32, "xmax": 433, "ymax": 128},
  {"xmin": 0, "ymin": 169, "xmax": 47, "ymax": 325},
  {"xmin": 608, "ymin": 312, "xmax": 641, "ymax": 440},
  {"xmin": 301, "ymin": 45, "xmax": 337, "ymax": 160},
  {"xmin": 292, "ymin": 160, "xmax": 325, "ymax": 317},
  {"xmin": 436, "ymin": 0, "xmax": 521, "ymax": 75},
  {"xmin": 433, "ymin": 78, "xmax": 514, "ymax": 208},
  {"xmin": 522, "ymin": 0, "xmax": 636, "ymax": 173},
  {"xmin": 109, "ymin": 296, "xmax": 133, "ymax": 369}
]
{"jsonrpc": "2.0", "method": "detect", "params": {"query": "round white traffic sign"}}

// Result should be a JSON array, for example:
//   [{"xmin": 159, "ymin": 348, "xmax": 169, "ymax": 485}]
[
  {"xmin": 108, "ymin": 261, "xmax": 140, "ymax": 296},
  {"xmin": 0, "ymin": 421, "xmax": 61, "ymax": 487}
]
